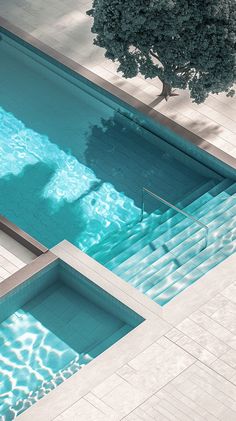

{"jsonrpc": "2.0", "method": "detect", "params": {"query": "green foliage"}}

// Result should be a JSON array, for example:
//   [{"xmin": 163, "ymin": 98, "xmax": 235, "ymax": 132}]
[{"xmin": 88, "ymin": 0, "xmax": 236, "ymax": 103}]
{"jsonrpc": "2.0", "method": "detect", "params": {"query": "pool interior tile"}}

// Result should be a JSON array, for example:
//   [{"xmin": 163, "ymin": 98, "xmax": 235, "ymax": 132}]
[{"xmin": 22, "ymin": 281, "xmax": 129, "ymax": 355}]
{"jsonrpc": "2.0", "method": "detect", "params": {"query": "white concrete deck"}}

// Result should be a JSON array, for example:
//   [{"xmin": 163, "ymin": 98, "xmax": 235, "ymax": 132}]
[
  {"xmin": 0, "ymin": 0, "xmax": 236, "ymax": 160},
  {"xmin": 17, "ymin": 242, "xmax": 236, "ymax": 421},
  {"xmin": 0, "ymin": 230, "xmax": 36, "ymax": 281}
]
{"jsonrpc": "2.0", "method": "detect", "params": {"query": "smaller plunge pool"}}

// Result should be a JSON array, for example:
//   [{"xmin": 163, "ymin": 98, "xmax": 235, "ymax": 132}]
[{"xmin": 0, "ymin": 261, "xmax": 143, "ymax": 420}]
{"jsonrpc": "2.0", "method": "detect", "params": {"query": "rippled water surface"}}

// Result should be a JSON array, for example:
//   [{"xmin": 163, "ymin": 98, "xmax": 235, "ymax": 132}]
[
  {"xmin": 0, "ymin": 309, "xmax": 84, "ymax": 420},
  {"xmin": 0, "ymin": 102, "xmax": 207, "ymax": 252},
  {"xmin": 0, "ymin": 282, "xmax": 132, "ymax": 420},
  {"xmin": 0, "ymin": 37, "xmax": 207, "ymax": 251},
  {"xmin": 0, "ymin": 106, "xmax": 141, "ymax": 251}
]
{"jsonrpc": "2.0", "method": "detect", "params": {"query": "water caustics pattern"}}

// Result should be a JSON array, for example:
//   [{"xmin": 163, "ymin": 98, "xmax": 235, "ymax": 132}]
[
  {"xmin": 0, "ymin": 106, "xmax": 140, "ymax": 250},
  {"xmin": 0, "ymin": 309, "xmax": 92, "ymax": 421}
]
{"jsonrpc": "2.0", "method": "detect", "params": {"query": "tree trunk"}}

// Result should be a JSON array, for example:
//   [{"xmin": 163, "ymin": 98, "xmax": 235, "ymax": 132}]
[
  {"xmin": 159, "ymin": 81, "xmax": 173, "ymax": 101},
  {"xmin": 158, "ymin": 81, "xmax": 179, "ymax": 101}
]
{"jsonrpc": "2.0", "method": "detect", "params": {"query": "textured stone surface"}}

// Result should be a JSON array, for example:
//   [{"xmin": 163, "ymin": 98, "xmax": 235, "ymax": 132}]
[{"xmin": 0, "ymin": 230, "xmax": 35, "ymax": 282}]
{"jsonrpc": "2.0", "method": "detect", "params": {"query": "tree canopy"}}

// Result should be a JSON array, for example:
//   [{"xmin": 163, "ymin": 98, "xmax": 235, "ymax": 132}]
[{"xmin": 88, "ymin": 0, "xmax": 236, "ymax": 103}]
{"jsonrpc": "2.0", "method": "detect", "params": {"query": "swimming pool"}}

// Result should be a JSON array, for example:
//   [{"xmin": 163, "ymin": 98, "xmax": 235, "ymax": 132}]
[
  {"xmin": 0, "ymin": 260, "xmax": 142, "ymax": 419},
  {"xmin": 0, "ymin": 30, "xmax": 235, "ymax": 305}
]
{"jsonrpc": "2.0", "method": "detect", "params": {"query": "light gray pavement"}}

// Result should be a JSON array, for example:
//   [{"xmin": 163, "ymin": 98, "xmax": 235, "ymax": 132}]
[
  {"xmin": 0, "ymin": 230, "xmax": 35, "ymax": 281},
  {"xmin": 17, "ymin": 242, "xmax": 236, "ymax": 421},
  {"xmin": 52, "ymin": 250, "xmax": 236, "ymax": 421},
  {"xmin": 46, "ymin": 282, "xmax": 236, "ymax": 420},
  {"xmin": 0, "ymin": 0, "xmax": 236, "ymax": 159}
]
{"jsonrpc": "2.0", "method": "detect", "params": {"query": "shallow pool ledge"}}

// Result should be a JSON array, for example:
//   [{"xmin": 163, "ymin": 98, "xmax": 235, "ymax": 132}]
[{"xmin": 52, "ymin": 241, "xmax": 236, "ymax": 326}]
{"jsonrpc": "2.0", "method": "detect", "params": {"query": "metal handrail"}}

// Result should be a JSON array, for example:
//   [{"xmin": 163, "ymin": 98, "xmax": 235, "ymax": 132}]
[{"xmin": 141, "ymin": 187, "xmax": 208, "ymax": 250}]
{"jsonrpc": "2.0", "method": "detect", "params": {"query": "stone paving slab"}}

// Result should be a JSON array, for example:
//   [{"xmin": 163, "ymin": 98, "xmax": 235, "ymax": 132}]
[{"xmin": 0, "ymin": 230, "xmax": 36, "ymax": 282}]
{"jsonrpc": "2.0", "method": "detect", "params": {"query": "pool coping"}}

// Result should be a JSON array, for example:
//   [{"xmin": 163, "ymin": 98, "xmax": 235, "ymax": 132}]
[
  {"xmin": 0, "ymin": 16, "xmax": 236, "ymax": 172},
  {"xmin": 0, "ymin": 214, "xmax": 48, "ymax": 256},
  {"xmin": 0, "ymin": 250, "xmax": 56, "ymax": 299},
  {"xmin": 52, "ymin": 241, "xmax": 236, "ymax": 326}
]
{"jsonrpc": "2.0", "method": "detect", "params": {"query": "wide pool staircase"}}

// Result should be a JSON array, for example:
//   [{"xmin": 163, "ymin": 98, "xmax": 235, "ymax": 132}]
[{"xmin": 87, "ymin": 178, "xmax": 236, "ymax": 305}]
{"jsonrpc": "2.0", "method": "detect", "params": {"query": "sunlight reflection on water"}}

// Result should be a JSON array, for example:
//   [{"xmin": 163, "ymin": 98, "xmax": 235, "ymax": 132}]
[
  {"xmin": 0, "ymin": 106, "xmax": 140, "ymax": 250},
  {"xmin": 0, "ymin": 309, "xmax": 92, "ymax": 420}
]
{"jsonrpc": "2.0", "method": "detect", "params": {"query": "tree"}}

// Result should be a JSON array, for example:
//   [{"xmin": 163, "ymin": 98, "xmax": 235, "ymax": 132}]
[{"xmin": 88, "ymin": 0, "xmax": 236, "ymax": 103}]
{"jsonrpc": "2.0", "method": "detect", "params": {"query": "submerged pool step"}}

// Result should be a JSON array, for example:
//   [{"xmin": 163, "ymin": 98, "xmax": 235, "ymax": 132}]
[
  {"xmin": 147, "ymin": 179, "xmax": 218, "ymax": 225},
  {"xmin": 148, "ymin": 225, "xmax": 236, "ymax": 300},
  {"xmin": 87, "ymin": 216, "xmax": 144, "ymax": 257},
  {"xmin": 89, "ymin": 179, "xmax": 218, "ymax": 264},
  {"xmin": 154, "ymin": 233, "xmax": 236, "ymax": 306},
  {"xmin": 111, "ymin": 179, "xmax": 235, "ymax": 275},
  {"xmin": 89, "ymin": 177, "xmax": 235, "ymax": 306},
  {"xmin": 105, "ymin": 179, "xmax": 232, "ymax": 271},
  {"xmin": 129, "ymin": 204, "xmax": 236, "ymax": 292},
  {"xmin": 88, "ymin": 213, "xmax": 157, "ymax": 264},
  {"xmin": 121, "ymin": 193, "xmax": 236, "ymax": 284},
  {"xmin": 87, "ymin": 324, "xmax": 132, "ymax": 358},
  {"xmin": 137, "ymin": 213, "xmax": 236, "ymax": 296},
  {"xmin": 107, "ymin": 179, "xmax": 233, "ymax": 270},
  {"xmin": 149, "ymin": 241, "xmax": 235, "ymax": 305}
]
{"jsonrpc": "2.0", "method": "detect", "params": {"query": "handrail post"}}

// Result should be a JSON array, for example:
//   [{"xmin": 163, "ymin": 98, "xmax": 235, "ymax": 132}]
[
  {"xmin": 204, "ymin": 226, "xmax": 209, "ymax": 250},
  {"xmin": 142, "ymin": 186, "xmax": 209, "ymax": 252},
  {"xmin": 140, "ymin": 187, "xmax": 144, "ymax": 222}
]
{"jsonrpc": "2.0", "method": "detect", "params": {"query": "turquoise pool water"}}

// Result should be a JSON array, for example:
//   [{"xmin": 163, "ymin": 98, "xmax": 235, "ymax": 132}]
[
  {"xmin": 0, "ymin": 33, "xmax": 235, "ymax": 305},
  {"xmin": 0, "ymin": 35, "xmax": 213, "ymax": 249},
  {"xmin": 0, "ymin": 263, "xmax": 140, "ymax": 419}
]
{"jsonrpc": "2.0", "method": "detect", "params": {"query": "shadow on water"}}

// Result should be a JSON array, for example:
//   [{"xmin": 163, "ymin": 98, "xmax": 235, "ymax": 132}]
[
  {"xmin": 0, "ymin": 42, "xmax": 211, "ymax": 237},
  {"xmin": 85, "ymin": 113, "xmax": 207, "ymax": 212},
  {"xmin": 0, "ymin": 112, "xmax": 210, "ymax": 252},
  {"xmin": 0, "ymin": 98, "xmax": 211, "ymax": 252},
  {"xmin": 0, "ymin": 162, "xmax": 88, "ymax": 247}
]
